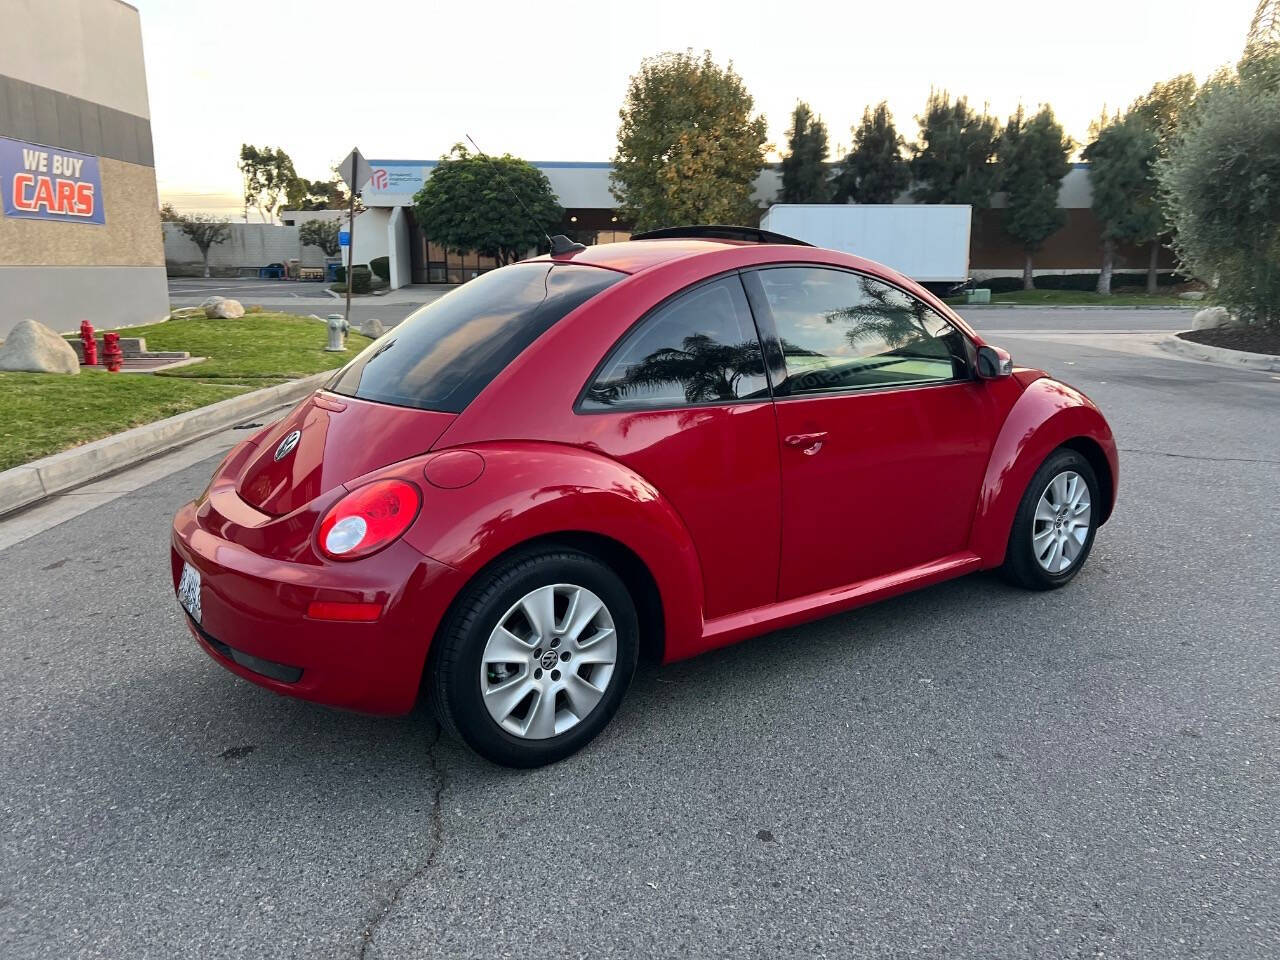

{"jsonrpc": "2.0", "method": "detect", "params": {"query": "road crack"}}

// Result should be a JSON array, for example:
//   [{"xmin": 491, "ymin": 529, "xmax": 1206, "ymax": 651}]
[
  {"xmin": 357, "ymin": 722, "xmax": 449, "ymax": 960},
  {"xmin": 1118, "ymin": 447, "xmax": 1280, "ymax": 465}
]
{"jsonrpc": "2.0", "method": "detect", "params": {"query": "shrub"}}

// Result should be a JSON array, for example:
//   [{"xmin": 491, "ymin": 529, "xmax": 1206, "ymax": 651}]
[
  {"xmin": 350, "ymin": 265, "xmax": 372, "ymax": 294},
  {"xmin": 970, "ymin": 272, "xmax": 1186, "ymax": 294},
  {"xmin": 369, "ymin": 256, "xmax": 390, "ymax": 281},
  {"xmin": 1159, "ymin": 59, "xmax": 1280, "ymax": 328}
]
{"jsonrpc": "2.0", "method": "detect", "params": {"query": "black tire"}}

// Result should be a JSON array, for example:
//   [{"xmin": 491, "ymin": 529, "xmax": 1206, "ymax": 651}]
[
  {"xmin": 429, "ymin": 546, "xmax": 638, "ymax": 768},
  {"xmin": 1001, "ymin": 448, "xmax": 1100, "ymax": 591}
]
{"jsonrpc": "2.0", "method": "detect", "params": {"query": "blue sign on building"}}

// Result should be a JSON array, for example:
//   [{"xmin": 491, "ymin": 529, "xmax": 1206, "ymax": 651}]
[
  {"xmin": 0, "ymin": 137, "xmax": 105, "ymax": 225},
  {"xmin": 338, "ymin": 230, "xmax": 350, "ymax": 247}
]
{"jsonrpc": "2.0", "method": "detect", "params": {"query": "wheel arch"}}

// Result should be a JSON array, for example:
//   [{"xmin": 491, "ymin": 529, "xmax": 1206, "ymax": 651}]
[
  {"xmin": 1060, "ymin": 435, "xmax": 1116, "ymax": 525},
  {"xmin": 970, "ymin": 377, "xmax": 1119, "ymax": 566},
  {"xmin": 397, "ymin": 441, "xmax": 702, "ymax": 669},
  {"xmin": 433, "ymin": 530, "xmax": 667, "ymax": 666}
]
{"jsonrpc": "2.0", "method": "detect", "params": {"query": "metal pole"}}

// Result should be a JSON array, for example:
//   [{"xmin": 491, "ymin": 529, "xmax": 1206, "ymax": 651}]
[{"xmin": 344, "ymin": 171, "xmax": 355, "ymax": 329}]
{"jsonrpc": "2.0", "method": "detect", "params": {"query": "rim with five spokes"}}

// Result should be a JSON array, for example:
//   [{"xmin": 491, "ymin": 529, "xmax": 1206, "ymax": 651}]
[
  {"xmin": 1033, "ymin": 470, "xmax": 1092, "ymax": 573},
  {"xmin": 479, "ymin": 583, "xmax": 617, "ymax": 740}
]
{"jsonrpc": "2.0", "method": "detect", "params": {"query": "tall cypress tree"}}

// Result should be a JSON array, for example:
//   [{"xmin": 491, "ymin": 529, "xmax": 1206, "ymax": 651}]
[
  {"xmin": 833, "ymin": 102, "xmax": 910, "ymax": 203},
  {"xmin": 1082, "ymin": 113, "xmax": 1162, "ymax": 294},
  {"xmin": 998, "ymin": 105, "xmax": 1073, "ymax": 290},
  {"xmin": 779, "ymin": 102, "xmax": 831, "ymax": 203},
  {"xmin": 910, "ymin": 90, "xmax": 1000, "ymax": 207}
]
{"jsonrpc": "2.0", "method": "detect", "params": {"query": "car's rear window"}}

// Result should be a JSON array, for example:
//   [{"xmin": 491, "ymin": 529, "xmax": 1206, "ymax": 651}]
[{"xmin": 327, "ymin": 262, "xmax": 622, "ymax": 413}]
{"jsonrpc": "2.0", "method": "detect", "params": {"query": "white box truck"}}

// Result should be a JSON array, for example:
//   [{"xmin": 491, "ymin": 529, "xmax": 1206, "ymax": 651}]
[{"xmin": 758, "ymin": 204, "xmax": 972, "ymax": 284}]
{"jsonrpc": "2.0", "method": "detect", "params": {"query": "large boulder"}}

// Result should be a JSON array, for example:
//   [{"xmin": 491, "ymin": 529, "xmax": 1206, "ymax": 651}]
[
  {"xmin": 205, "ymin": 298, "xmax": 245, "ymax": 319},
  {"xmin": 1191, "ymin": 306, "xmax": 1232, "ymax": 331},
  {"xmin": 361, "ymin": 318, "xmax": 385, "ymax": 338},
  {"xmin": 0, "ymin": 319, "xmax": 80, "ymax": 374},
  {"xmin": 199, "ymin": 296, "xmax": 224, "ymax": 309}
]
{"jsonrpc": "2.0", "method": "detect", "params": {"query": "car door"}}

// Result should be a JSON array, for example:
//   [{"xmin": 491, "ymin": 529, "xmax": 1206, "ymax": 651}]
[
  {"xmin": 577, "ymin": 273, "xmax": 782, "ymax": 620},
  {"xmin": 741, "ymin": 265, "xmax": 999, "ymax": 600}
]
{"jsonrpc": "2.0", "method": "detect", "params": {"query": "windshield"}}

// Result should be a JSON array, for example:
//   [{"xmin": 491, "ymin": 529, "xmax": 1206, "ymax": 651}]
[{"xmin": 327, "ymin": 262, "xmax": 622, "ymax": 413}]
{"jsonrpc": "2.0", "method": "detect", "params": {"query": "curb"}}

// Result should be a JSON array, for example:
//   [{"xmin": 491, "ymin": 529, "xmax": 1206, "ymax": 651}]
[
  {"xmin": 0, "ymin": 371, "xmax": 330, "ymax": 517},
  {"xmin": 954, "ymin": 303, "xmax": 1196, "ymax": 310},
  {"xmin": 1159, "ymin": 332, "xmax": 1280, "ymax": 373}
]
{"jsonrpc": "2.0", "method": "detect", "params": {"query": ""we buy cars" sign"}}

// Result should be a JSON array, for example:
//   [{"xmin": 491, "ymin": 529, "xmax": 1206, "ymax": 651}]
[{"xmin": 0, "ymin": 137, "xmax": 105, "ymax": 225}]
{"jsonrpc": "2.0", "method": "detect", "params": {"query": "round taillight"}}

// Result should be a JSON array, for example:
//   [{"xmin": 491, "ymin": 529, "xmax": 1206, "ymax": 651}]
[{"xmin": 317, "ymin": 479, "xmax": 421, "ymax": 561}]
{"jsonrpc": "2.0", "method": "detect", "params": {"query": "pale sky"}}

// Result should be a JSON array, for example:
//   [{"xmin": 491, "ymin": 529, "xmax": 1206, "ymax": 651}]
[{"xmin": 137, "ymin": 0, "xmax": 1261, "ymax": 216}]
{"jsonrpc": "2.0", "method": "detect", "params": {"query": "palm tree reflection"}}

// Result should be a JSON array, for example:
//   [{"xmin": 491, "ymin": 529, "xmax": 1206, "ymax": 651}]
[
  {"xmin": 587, "ymin": 335, "xmax": 768, "ymax": 405},
  {"xmin": 823, "ymin": 276, "xmax": 942, "ymax": 351}
]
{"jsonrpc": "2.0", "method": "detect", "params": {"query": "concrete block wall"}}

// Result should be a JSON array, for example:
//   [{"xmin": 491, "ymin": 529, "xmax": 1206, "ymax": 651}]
[{"xmin": 163, "ymin": 223, "xmax": 330, "ymax": 273}]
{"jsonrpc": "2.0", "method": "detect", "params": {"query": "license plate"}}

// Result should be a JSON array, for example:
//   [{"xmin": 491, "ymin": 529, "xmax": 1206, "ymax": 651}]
[{"xmin": 177, "ymin": 562, "xmax": 203, "ymax": 624}]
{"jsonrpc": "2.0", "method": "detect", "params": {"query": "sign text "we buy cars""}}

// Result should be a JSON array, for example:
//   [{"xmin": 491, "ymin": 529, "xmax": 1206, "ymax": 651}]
[{"xmin": 1, "ymin": 137, "xmax": 105, "ymax": 225}]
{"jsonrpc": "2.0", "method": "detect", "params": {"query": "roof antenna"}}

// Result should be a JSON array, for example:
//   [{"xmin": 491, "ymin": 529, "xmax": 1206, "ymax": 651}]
[{"xmin": 464, "ymin": 134, "xmax": 584, "ymax": 257}]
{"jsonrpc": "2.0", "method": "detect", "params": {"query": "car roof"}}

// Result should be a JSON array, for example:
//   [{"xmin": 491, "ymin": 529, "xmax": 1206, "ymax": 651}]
[{"xmin": 530, "ymin": 238, "xmax": 751, "ymax": 275}]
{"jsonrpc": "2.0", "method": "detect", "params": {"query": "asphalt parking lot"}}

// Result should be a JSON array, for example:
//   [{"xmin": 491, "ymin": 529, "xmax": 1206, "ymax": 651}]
[
  {"xmin": 2, "ymin": 308, "xmax": 1277, "ymax": 959},
  {"xmin": 166, "ymin": 277, "xmax": 440, "ymax": 328}
]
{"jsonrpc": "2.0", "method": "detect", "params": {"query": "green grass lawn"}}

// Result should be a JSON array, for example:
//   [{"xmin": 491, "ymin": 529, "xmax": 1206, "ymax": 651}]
[
  {"xmin": 119, "ymin": 312, "xmax": 371, "ymax": 380},
  {"xmin": 947, "ymin": 290, "xmax": 1192, "ymax": 307},
  {"xmin": 1, "ymin": 312, "xmax": 372, "ymax": 471},
  {"xmin": 0, "ymin": 371, "xmax": 252, "ymax": 471}
]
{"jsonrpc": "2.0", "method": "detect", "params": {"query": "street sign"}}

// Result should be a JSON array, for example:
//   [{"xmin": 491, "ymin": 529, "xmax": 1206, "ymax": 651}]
[
  {"xmin": 336, "ymin": 148, "xmax": 371, "ymax": 193},
  {"xmin": 335, "ymin": 148, "xmax": 370, "ymax": 331}
]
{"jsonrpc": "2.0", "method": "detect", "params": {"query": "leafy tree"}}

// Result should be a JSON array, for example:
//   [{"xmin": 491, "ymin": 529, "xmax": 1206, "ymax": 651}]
[
  {"xmin": 411, "ymin": 144, "xmax": 561, "ymax": 265},
  {"xmin": 779, "ymin": 102, "xmax": 831, "ymax": 203},
  {"xmin": 611, "ymin": 50, "xmax": 769, "ymax": 230},
  {"xmin": 1082, "ymin": 114, "xmax": 1162, "ymax": 294},
  {"xmin": 1097, "ymin": 73, "xmax": 1200, "ymax": 289},
  {"xmin": 287, "ymin": 174, "xmax": 352, "ymax": 212},
  {"xmin": 910, "ymin": 90, "xmax": 1000, "ymax": 206},
  {"xmin": 1159, "ymin": 60, "xmax": 1280, "ymax": 329},
  {"xmin": 159, "ymin": 202, "xmax": 181, "ymax": 222},
  {"xmin": 1130, "ymin": 74, "xmax": 1198, "ymax": 141},
  {"xmin": 997, "ymin": 105, "xmax": 1073, "ymax": 290},
  {"xmin": 299, "ymin": 218, "xmax": 341, "ymax": 257},
  {"xmin": 833, "ymin": 102, "xmax": 910, "ymax": 204},
  {"xmin": 174, "ymin": 214, "xmax": 230, "ymax": 278},
  {"xmin": 238, "ymin": 144, "xmax": 297, "ymax": 223}
]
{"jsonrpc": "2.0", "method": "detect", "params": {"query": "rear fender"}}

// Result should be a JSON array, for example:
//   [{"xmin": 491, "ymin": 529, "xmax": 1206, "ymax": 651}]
[
  {"xmin": 970, "ymin": 377, "xmax": 1119, "ymax": 567},
  {"xmin": 366, "ymin": 442, "xmax": 706, "ymax": 661}
]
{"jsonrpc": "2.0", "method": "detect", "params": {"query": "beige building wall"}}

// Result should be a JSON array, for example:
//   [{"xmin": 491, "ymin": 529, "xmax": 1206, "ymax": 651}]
[
  {"xmin": 0, "ymin": 0, "xmax": 151, "ymax": 119},
  {"xmin": 0, "ymin": 158, "xmax": 163, "ymax": 267},
  {"xmin": 0, "ymin": 0, "xmax": 166, "ymax": 335}
]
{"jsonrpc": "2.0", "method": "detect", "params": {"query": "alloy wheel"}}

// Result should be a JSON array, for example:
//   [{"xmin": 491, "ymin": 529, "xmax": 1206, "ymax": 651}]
[
  {"xmin": 1032, "ymin": 470, "xmax": 1092, "ymax": 573},
  {"xmin": 479, "ymin": 583, "xmax": 617, "ymax": 739}
]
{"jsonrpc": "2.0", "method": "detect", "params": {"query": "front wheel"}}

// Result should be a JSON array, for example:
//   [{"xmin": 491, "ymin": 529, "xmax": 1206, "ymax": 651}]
[
  {"xmin": 429, "ymin": 547, "xmax": 638, "ymax": 768},
  {"xmin": 1001, "ymin": 448, "xmax": 1100, "ymax": 590}
]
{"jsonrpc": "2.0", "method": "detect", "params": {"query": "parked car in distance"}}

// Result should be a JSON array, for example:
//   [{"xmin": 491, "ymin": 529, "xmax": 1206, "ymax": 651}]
[{"xmin": 172, "ymin": 226, "xmax": 1118, "ymax": 767}]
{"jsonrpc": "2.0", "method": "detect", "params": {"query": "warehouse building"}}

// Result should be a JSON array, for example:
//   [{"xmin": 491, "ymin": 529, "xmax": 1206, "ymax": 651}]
[
  {"xmin": 0, "ymin": 0, "xmax": 166, "ymax": 336},
  {"xmin": 348, "ymin": 158, "xmax": 1173, "ymax": 290}
]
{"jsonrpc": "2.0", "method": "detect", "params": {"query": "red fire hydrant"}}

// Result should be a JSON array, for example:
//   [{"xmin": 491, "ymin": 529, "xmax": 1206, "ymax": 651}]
[
  {"xmin": 79, "ymin": 320, "xmax": 98, "ymax": 366},
  {"xmin": 102, "ymin": 331, "xmax": 123, "ymax": 373}
]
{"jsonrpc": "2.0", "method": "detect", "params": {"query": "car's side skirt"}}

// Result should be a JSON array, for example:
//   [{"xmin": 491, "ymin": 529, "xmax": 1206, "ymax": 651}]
[{"xmin": 690, "ymin": 551, "xmax": 983, "ymax": 659}]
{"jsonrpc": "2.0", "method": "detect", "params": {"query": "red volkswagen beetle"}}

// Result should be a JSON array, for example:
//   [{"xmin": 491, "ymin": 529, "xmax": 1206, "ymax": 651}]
[{"xmin": 172, "ymin": 227, "xmax": 1117, "ymax": 767}]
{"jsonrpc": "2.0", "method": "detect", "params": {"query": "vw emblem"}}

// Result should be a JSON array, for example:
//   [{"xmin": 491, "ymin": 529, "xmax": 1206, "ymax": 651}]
[{"xmin": 274, "ymin": 429, "xmax": 302, "ymax": 461}]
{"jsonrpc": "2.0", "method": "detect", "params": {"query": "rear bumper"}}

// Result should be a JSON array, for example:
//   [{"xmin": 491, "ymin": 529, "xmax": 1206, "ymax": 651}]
[{"xmin": 171, "ymin": 499, "xmax": 465, "ymax": 714}]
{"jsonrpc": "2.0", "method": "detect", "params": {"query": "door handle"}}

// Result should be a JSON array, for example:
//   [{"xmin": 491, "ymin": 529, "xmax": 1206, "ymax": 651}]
[{"xmin": 784, "ymin": 431, "xmax": 828, "ymax": 455}]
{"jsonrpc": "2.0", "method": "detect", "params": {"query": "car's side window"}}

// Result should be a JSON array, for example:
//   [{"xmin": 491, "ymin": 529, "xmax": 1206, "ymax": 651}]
[
  {"xmin": 581, "ymin": 275, "xmax": 769, "ymax": 410},
  {"xmin": 749, "ymin": 266, "xmax": 970, "ymax": 396}
]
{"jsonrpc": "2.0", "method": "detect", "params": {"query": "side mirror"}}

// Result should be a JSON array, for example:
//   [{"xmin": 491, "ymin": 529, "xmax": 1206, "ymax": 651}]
[{"xmin": 976, "ymin": 345, "xmax": 1013, "ymax": 380}]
